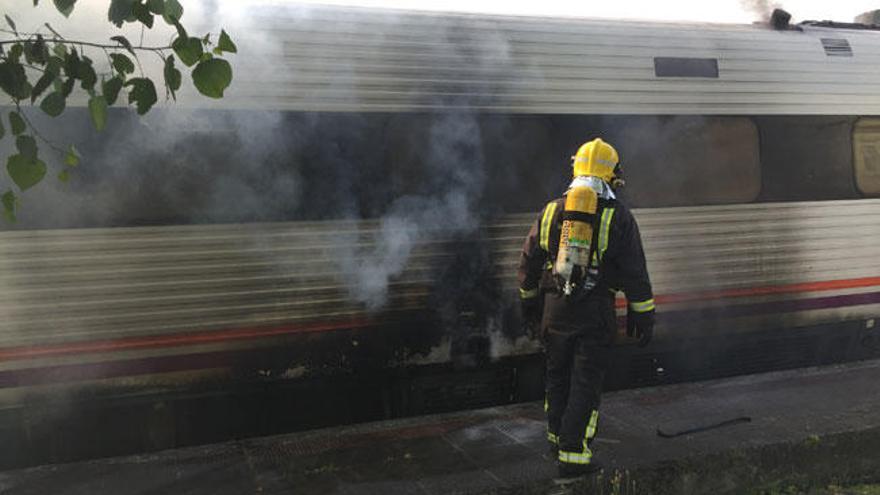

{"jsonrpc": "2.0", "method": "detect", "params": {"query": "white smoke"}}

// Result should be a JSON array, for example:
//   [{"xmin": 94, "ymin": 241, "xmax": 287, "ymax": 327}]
[
  {"xmin": 1, "ymin": 0, "xmax": 297, "ymax": 228},
  {"xmin": 738, "ymin": 0, "xmax": 783, "ymax": 22},
  {"xmin": 342, "ymin": 112, "xmax": 488, "ymax": 310},
  {"xmin": 331, "ymin": 12, "xmax": 515, "ymax": 310},
  {"xmin": 2, "ymin": 2, "xmax": 525, "ymax": 360}
]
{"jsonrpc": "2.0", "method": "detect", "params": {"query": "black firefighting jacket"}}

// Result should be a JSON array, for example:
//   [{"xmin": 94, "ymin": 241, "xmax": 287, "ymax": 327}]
[{"xmin": 517, "ymin": 196, "xmax": 654, "ymax": 314}]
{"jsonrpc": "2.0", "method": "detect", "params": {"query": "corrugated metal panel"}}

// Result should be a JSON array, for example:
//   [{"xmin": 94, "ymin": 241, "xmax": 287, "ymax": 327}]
[
  {"xmin": 0, "ymin": 199, "xmax": 878, "ymax": 354},
  {"xmin": 203, "ymin": 4, "xmax": 880, "ymax": 114}
]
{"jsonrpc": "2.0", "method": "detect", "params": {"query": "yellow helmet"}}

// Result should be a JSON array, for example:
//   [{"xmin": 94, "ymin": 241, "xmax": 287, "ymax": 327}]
[{"xmin": 571, "ymin": 138, "xmax": 619, "ymax": 182}]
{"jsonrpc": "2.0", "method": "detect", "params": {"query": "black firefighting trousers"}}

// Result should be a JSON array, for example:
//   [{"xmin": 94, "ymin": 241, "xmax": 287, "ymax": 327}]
[{"xmin": 542, "ymin": 292, "xmax": 616, "ymax": 465}]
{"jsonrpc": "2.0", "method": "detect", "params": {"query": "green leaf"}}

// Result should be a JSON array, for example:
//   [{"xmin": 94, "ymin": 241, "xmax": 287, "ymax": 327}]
[
  {"xmin": 52, "ymin": 43, "xmax": 68, "ymax": 58},
  {"xmin": 88, "ymin": 95, "xmax": 108, "ymax": 131},
  {"xmin": 125, "ymin": 77, "xmax": 157, "ymax": 114},
  {"xmin": 163, "ymin": 54, "xmax": 181, "ymax": 99},
  {"xmin": 15, "ymin": 135, "xmax": 38, "ymax": 161},
  {"xmin": 200, "ymin": 52, "xmax": 213, "ymax": 62},
  {"xmin": 58, "ymin": 169, "xmax": 70, "ymax": 183},
  {"xmin": 31, "ymin": 72, "xmax": 55, "ymax": 103},
  {"xmin": 64, "ymin": 145, "xmax": 80, "ymax": 167},
  {"xmin": 9, "ymin": 112, "xmax": 26, "ymax": 135},
  {"xmin": 79, "ymin": 57, "xmax": 97, "ymax": 90},
  {"xmin": 26, "ymin": 35, "xmax": 48, "ymax": 65},
  {"xmin": 147, "ymin": 0, "xmax": 164, "ymax": 14},
  {"xmin": 53, "ymin": 0, "xmax": 77, "ymax": 17},
  {"xmin": 39, "ymin": 92, "xmax": 66, "ymax": 117},
  {"xmin": 108, "ymin": 0, "xmax": 136, "ymax": 27},
  {"xmin": 5, "ymin": 15, "xmax": 17, "ymax": 36},
  {"xmin": 23, "ymin": 41, "xmax": 36, "ymax": 65},
  {"xmin": 132, "ymin": 2, "xmax": 154, "ymax": 28},
  {"xmin": 61, "ymin": 77, "xmax": 75, "ymax": 97},
  {"xmin": 2, "ymin": 191, "xmax": 16, "ymax": 223},
  {"xmin": 7, "ymin": 154, "xmax": 47, "ymax": 191},
  {"xmin": 192, "ymin": 58, "xmax": 232, "ymax": 99},
  {"xmin": 162, "ymin": 0, "xmax": 182, "ymax": 24},
  {"xmin": 45, "ymin": 56, "xmax": 63, "ymax": 76},
  {"xmin": 110, "ymin": 35, "xmax": 136, "ymax": 56},
  {"xmin": 102, "ymin": 76, "xmax": 123, "ymax": 106},
  {"xmin": 170, "ymin": 16, "xmax": 186, "ymax": 39},
  {"xmin": 8, "ymin": 44, "xmax": 23, "ymax": 63},
  {"xmin": 217, "ymin": 30, "xmax": 237, "ymax": 54},
  {"xmin": 63, "ymin": 49, "xmax": 81, "ymax": 79},
  {"xmin": 172, "ymin": 36, "xmax": 202, "ymax": 67},
  {"xmin": 110, "ymin": 53, "xmax": 135, "ymax": 75},
  {"xmin": 0, "ymin": 61, "xmax": 31, "ymax": 100}
]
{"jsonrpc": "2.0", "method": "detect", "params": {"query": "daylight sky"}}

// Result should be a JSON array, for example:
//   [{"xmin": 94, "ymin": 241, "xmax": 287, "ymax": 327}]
[
  {"xmin": 287, "ymin": 0, "xmax": 879, "ymax": 24},
  {"xmin": 8, "ymin": 1, "xmax": 879, "ymax": 34}
]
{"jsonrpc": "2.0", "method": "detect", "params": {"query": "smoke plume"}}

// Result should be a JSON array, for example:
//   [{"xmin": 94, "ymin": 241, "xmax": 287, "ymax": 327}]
[
  {"xmin": 343, "ymin": 113, "xmax": 488, "ymax": 310},
  {"xmin": 0, "ymin": 2, "xmax": 529, "ymax": 365},
  {"xmin": 739, "ymin": 0, "xmax": 783, "ymax": 22}
]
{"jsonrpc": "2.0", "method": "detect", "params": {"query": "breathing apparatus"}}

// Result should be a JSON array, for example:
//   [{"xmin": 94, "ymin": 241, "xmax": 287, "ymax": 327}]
[{"xmin": 554, "ymin": 138, "xmax": 621, "ymax": 298}]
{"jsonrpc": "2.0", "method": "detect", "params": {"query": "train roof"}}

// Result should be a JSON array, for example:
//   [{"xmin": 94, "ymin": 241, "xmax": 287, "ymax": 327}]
[{"xmin": 209, "ymin": 3, "xmax": 880, "ymax": 115}]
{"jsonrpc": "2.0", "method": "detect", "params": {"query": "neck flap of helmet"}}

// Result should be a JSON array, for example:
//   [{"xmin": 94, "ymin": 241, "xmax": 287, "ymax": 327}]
[{"xmin": 567, "ymin": 175, "xmax": 616, "ymax": 200}]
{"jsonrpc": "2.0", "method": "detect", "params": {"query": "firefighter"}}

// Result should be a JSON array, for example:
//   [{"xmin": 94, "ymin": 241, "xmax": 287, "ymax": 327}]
[{"xmin": 518, "ymin": 137, "xmax": 655, "ymax": 477}]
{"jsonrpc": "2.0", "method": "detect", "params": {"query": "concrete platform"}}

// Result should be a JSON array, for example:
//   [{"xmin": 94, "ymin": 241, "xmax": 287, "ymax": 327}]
[{"xmin": 3, "ymin": 359, "xmax": 880, "ymax": 495}]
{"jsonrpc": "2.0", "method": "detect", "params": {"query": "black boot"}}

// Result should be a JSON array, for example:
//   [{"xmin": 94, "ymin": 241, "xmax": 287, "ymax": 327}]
[{"xmin": 557, "ymin": 460, "xmax": 602, "ymax": 478}]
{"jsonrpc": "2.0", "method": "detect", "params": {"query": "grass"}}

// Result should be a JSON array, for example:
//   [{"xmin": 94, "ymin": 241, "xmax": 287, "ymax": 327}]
[{"xmin": 755, "ymin": 484, "xmax": 880, "ymax": 495}]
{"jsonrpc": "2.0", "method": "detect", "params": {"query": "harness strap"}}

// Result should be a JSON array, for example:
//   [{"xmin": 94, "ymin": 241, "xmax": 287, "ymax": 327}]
[
  {"xmin": 561, "ymin": 211, "xmax": 596, "ymax": 223},
  {"xmin": 540, "ymin": 200, "xmax": 617, "ymax": 294}
]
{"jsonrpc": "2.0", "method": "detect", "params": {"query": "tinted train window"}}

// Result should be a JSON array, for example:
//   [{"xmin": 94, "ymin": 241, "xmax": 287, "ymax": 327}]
[
  {"xmin": 546, "ymin": 115, "xmax": 761, "ymax": 208},
  {"xmin": 612, "ymin": 116, "xmax": 761, "ymax": 207},
  {"xmin": 756, "ymin": 116, "xmax": 857, "ymax": 202},
  {"xmin": 854, "ymin": 118, "xmax": 880, "ymax": 196}
]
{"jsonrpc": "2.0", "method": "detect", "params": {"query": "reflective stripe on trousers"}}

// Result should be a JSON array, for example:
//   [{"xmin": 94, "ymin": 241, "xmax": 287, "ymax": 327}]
[
  {"xmin": 520, "ymin": 287, "xmax": 539, "ymax": 299},
  {"xmin": 546, "ymin": 395, "xmax": 559, "ymax": 445},
  {"xmin": 558, "ymin": 410, "xmax": 599, "ymax": 465}
]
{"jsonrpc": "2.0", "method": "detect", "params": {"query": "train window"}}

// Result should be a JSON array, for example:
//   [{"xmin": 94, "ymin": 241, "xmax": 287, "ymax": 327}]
[
  {"xmin": 613, "ymin": 116, "xmax": 761, "ymax": 207},
  {"xmin": 853, "ymin": 118, "xmax": 880, "ymax": 196},
  {"xmin": 654, "ymin": 57, "xmax": 719, "ymax": 78}
]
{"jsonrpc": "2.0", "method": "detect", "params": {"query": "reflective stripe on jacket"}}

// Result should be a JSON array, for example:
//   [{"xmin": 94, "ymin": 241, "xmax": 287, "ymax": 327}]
[{"xmin": 517, "ymin": 196, "xmax": 653, "ymax": 306}]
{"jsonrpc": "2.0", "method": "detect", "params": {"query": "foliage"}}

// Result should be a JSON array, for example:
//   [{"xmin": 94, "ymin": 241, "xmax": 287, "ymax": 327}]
[{"xmin": 0, "ymin": 0, "xmax": 236, "ymax": 222}]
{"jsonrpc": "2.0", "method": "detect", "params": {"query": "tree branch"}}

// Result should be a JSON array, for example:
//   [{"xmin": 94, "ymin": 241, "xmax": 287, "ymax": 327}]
[
  {"xmin": 0, "ymin": 37, "xmax": 171, "ymax": 52},
  {"xmin": 22, "ymin": 63, "xmax": 48, "ymax": 73}
]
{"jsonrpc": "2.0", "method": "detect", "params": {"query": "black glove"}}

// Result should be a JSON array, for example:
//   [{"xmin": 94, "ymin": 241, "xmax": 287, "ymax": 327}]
[
  {"xmin": 521, "ymin": 297, "xmax": 542, "ymax": 340},
  {"xmin": 626, "ymin": 308, "xmax": 655, "ymax": 347}
]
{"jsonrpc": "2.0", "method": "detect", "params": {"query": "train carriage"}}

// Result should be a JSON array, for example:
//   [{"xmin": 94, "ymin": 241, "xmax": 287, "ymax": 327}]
[{"xmin": 2, "ymin": 3, "xmax": 880, "ymax": 468}]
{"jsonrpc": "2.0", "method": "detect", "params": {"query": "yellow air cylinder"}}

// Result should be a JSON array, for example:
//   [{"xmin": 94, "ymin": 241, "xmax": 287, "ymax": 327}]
[{"xmin": 555, "ymin": 186, "xmax": 599, "ymax": 295}]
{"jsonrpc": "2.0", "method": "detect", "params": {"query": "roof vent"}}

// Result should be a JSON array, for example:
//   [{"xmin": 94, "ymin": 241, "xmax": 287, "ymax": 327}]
[{"xmin": 821, "ymin": 38, "xmax": 853, "ymax": 56}]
